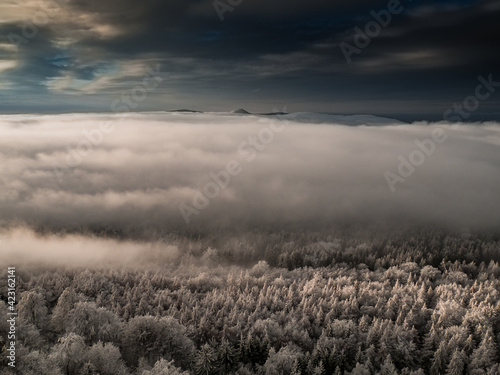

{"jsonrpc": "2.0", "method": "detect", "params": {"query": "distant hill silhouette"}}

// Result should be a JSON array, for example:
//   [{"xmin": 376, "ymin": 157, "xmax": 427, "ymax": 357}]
[
  {"xmin": 259, "ymin": 111, "xmax": 289, "ymax": 116},
  {"xmin": 232, "ymin": 108, "xmax": 251, "ymax": 114},
  {"xmin": 171, "ymin": 109, "xmax": 203, "ymax": 113}
]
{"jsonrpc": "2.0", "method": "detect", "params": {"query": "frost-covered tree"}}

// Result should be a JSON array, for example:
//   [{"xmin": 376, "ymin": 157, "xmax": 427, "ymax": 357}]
[
  {"xmin": 194, "ymin": 343, "xmax": 219, "ymax": 375},
  {"xmin": 379, "ymin": 354, "xmax": 398, "ymax": 375},
  {"xmin": 16, "ymin": 348, "xmax": 63, "ymax": 375},
  {"xmin": 468, "ymin": 330, "xmax": 498, "ymax": 374},
  {"xmin": 86, "ymin": 341, "xmax": 128, "ymax": 375},
  {"xmin": 52, "ymin": 288, "xmax": 79, "ymax": 331},
  {"xmin": 263, "ymin": 345, "xmax": 301, "ymax": 375},
  {"xmin": 446, "ymin": 349, "xmax": 466, "ymax": 375},
  {"xmin": 65, "ymin": 302, "xmax": 121, "ymax": 344},
  {"xmin": 348, "ymin": 363, "xmax": 370, "ymax": 375},
  {"xmin": 123, "ymin": 315, "xmax": 194, "ymax": 368},
  {"xmin": 18, "ymin": 291, "xmax": 49, "ymax": 330},
  {"xmin": 142, "ymin": 359, "xmax": 189, "ymax": 375},
  {"xmin": 50, "ymin": 333, "xmax": 88, "ymax": 375}
]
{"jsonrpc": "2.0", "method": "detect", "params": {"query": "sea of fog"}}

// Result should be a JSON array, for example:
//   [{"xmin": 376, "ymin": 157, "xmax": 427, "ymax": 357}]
[{"xmin": 1, "ymin": 111, "xmax": 499, "ymax": 263}]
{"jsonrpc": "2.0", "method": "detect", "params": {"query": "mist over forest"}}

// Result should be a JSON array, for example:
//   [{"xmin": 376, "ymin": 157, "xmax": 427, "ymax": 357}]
[
  {"xmin": 1, "ymin": 112, "xmax": 500, "ymax": 375},
  {"xmin": 2, "ymin": 227, "xmax": 500, "ymax": 375}
]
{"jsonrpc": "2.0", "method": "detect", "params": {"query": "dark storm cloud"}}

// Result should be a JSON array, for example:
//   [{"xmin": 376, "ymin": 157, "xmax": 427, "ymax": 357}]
[
  {"xmin": 0, "ymin": 0, "xmax": 499, "ymax": 115},
  {"xmin": 57, "ymin": 0, "xmax": 499, "ymax": 66}
]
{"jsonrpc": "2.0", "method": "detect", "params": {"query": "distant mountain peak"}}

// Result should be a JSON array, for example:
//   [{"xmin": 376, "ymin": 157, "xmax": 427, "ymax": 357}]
[{"xmin": 232, "ymin": 108, "xmax": 251, "ymax": 114}]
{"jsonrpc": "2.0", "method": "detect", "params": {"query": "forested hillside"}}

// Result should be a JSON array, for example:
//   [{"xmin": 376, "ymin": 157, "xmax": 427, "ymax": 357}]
[{"xmin": 1, "ymin": 229, "xmax": 500, "ymax": 375}]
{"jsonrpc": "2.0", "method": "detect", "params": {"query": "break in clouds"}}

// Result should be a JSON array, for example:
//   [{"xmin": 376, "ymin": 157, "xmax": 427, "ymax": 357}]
[{"xmin": 1, "ymin": 111, "xmax": 500, "ymax": 237}]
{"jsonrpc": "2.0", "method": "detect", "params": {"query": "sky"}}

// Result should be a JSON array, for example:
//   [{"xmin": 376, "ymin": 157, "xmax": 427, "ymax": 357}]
[{"xmin": 0, "ymin": 0, "xmax": 499, "ymax": 119}]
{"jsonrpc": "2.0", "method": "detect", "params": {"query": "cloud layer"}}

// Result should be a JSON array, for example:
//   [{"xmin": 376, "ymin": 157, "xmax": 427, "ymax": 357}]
[
  {"xmin": 1, "ymin": 112, "xmax": 500, "ymax": 236},
  {"xmin": 0, "ymin": 0, "xmax": 499, "ymax": 115}
]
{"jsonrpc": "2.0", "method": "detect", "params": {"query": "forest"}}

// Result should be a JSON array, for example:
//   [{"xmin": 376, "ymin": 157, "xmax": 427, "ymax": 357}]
[{"xmin": 1, "ymin": 228, "xmax": 500, "ymax": 375}]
